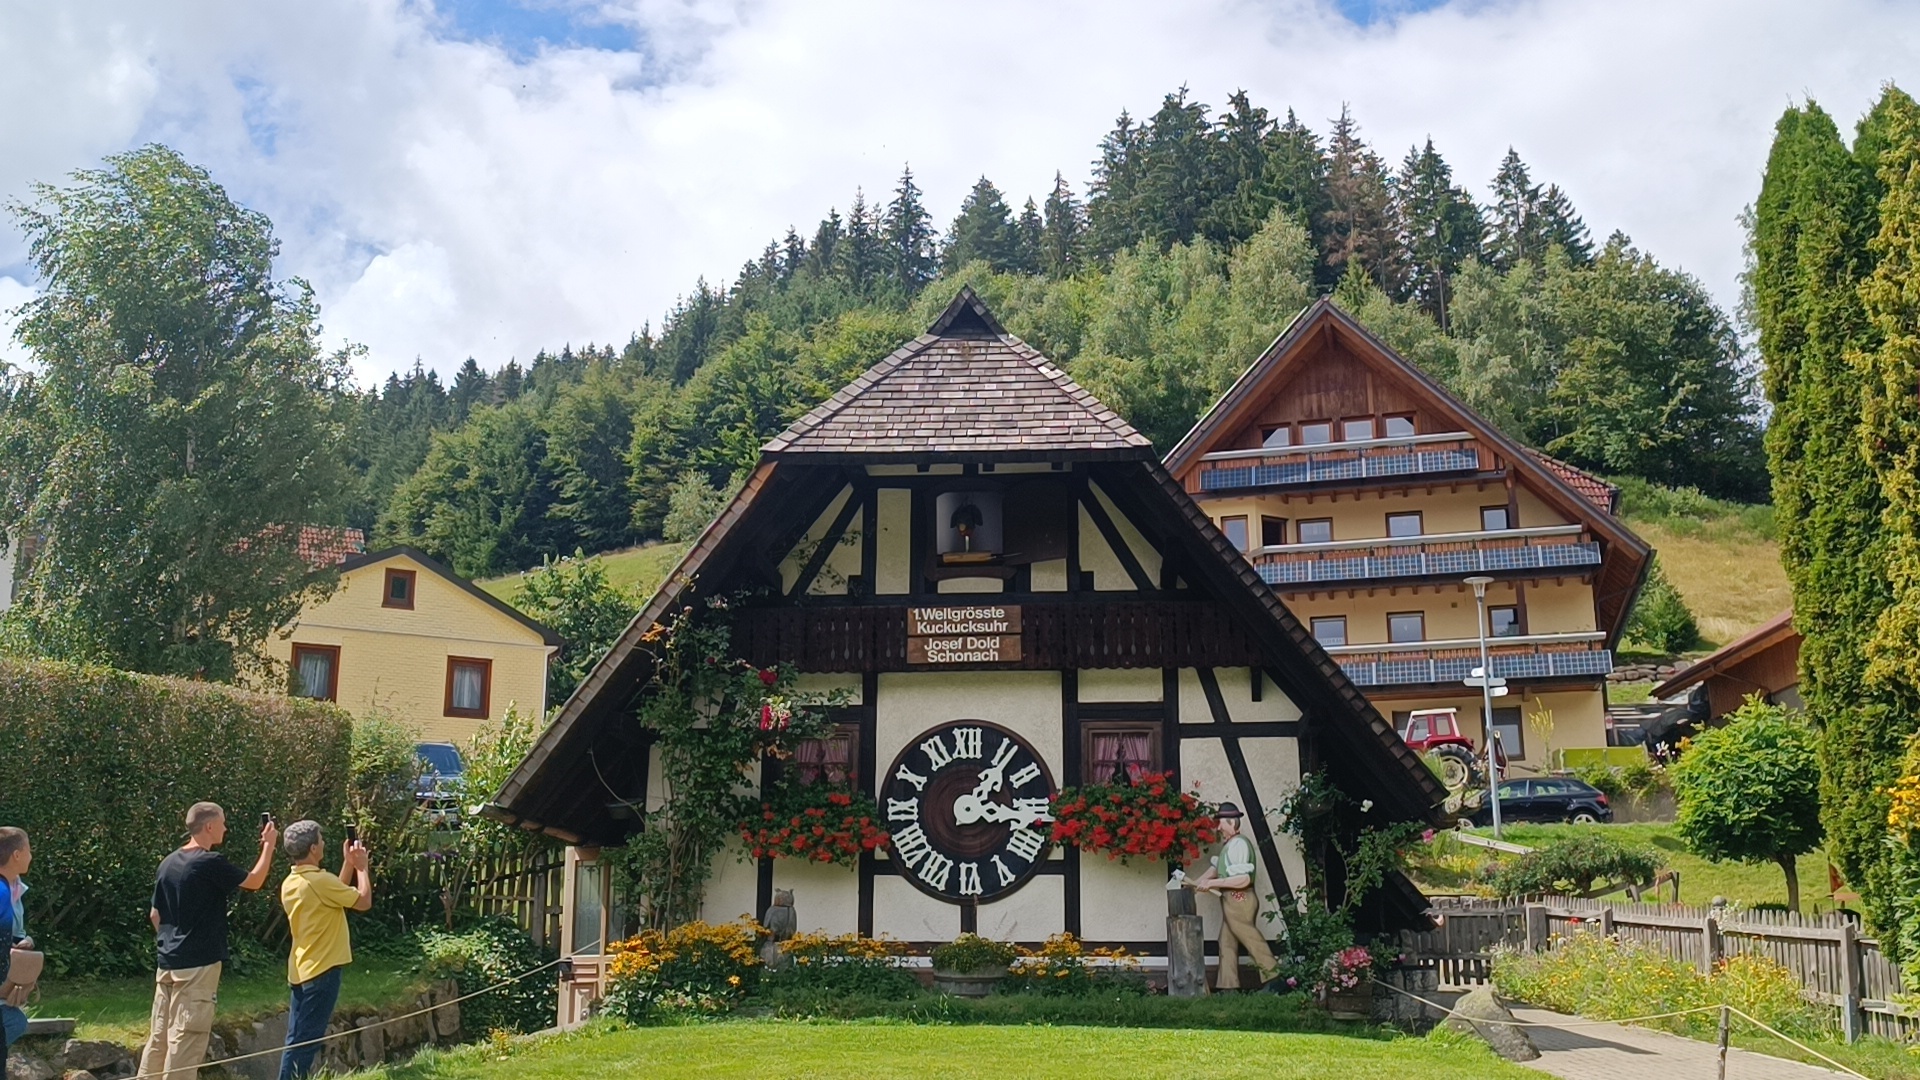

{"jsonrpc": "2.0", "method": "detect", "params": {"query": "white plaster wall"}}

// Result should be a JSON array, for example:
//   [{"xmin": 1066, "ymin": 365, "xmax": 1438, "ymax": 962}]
[
  {"xmin": 978, "ymin": 875, "xmax": 1063, "ymax": 942},
  {"xmin": 937, "ymin": 577, "xmax": 1004, "ymax": 593},
  {"xmin": 780, "ymin": 486, "xmax": 854, "ymax": 593},
  {"xmin": 771, "ymin": 859, "xmax": 861, "ymax": 936},
  {"xmin": 1179, "ymin": 738, "xmax": 1282, "ymax": 930},
  {"xmin": 1176, "ymin": 668, "xmax": 1302, "ymax": 724},
  {"xmin": 644, "ymin": 743, "xmax": 666, "ymax": 812},
  {"xmin": 873, "ymin": 876, "xmax": 962, "ymax": 941},
  {"xmin": 874, "ymin": 671, "xmax": 1062, "ymax": 785},
  {"xmin": 1077, "ymin": 668, "xmax": 1164, "ymax": 703},
  {"xmin": 1089, "ymin": 482, "xmax": 1162, "ymax": 584},
  {"xmin": 875, "ymin": 488, "xmax": 913, "ymax": 594},
  {"xmin": 1030, "ymin": 559, "xmax": 1068, "ymax": 592},
  {"xmin": 1178, "ymin": 669, "xmax": 1216, "ymax": 725},
  {"xmin": 1078, "ymin": 503, "xmax": 1129, "ymax": 591},
  {"xmin": 702, "ymin": 840, "xmax": 763, "ymax": 926},
  {"xmin": 1079, "ymin": 856, "xmax": 1168, "ymax": 941},
  {"xmin": 807, "ymin": 518, "xmax": 863, "ymax": 596},
  {"xmin": 1238, "ymin": 736, "xmax": 1309, "ymax": 892}
]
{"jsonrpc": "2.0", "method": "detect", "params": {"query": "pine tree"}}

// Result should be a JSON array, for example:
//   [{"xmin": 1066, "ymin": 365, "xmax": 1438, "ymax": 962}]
[
  {"xmin": 780, "ymin": 227, "xmax": 806, "ymax": 283},
  {"xmin": 449, "ymin": 357, "xmax": 492, "ymax": 423},
  {"xmin": 943, "ymin": 176, "xmax": 1016, "ymax": 273},
  {"xmin": 1748, "ymin": 94, "xmax": 1897, "ymax": 926},
  {"xmin": 1012, "ymin": 198, "xmax": 1044, "ymax": 276},
  {"xmin": 1200, "ymin": 89, "xmax": 1276, "ymax": 246},
  {"xmin": 1397, "ymin": 138, "xmax": 1484, "ymax": 328},
  {"xmin": 1135, "ymin": 88, "xmax": 1219, "ymax": 249},
  {"xmin": 1537, "ymin": 184, "xmax": 1593, "ymax": 266},
  {"xmin": 840, "ymin": 189, "xmax": 880, "ymax": 294},
  {"xmin": 1087, "ymin": 111, "xmax": 1146, "ymax": 258},
  {"xmin": 1320, "ymin": 106, "xmax": 1403, "ymax": 296},
  {"xmin": 1042, "ymin": 172, "xmax": 1088, "ymax": 278},
  {"xmin": 1487, "ymin": 148, "xmax": 1541, "ymax": 271},
  {"xmin": 1264, "ymin": 110, "xmax": 1331, "ymax": 254},
  {"xmin": 807, "ymin": 208, "xmax": 844, "ymax": 279},
  {"xmin": 881, "ymin": 167, "xmax": 937, "ymax": 296}
]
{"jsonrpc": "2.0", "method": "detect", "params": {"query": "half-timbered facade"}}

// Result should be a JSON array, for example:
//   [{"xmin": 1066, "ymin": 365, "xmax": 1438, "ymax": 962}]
[
  {"xmin": 485, "ymin": 291, "xmax": 1446, "ymax": 1021},
  {"xmin": 1165, "ymin": 300, "xmax": 1652, "ymax": 768}
]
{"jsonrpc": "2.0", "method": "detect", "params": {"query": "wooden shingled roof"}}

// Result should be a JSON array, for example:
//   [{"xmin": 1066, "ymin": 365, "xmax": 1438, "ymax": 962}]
[{"xmin": 763, "ymin": 288, "xmax": 1152, "ymax": 461}]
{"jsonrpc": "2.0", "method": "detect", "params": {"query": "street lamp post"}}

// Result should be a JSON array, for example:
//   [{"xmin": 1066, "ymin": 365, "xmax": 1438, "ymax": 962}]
[{"xmin": 1464, "ymin": 575, "xmax": 1502, "ymax": 839}]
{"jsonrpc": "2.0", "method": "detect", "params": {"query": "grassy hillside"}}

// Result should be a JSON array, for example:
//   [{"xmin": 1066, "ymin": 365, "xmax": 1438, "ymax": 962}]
[
  {"xmin": 1611, "ymin": 478, "xmax": 1788, "ymax": 650},
  {"xmin": 478, "ymin": 542, "xmax": 690, "ymax": 605}
]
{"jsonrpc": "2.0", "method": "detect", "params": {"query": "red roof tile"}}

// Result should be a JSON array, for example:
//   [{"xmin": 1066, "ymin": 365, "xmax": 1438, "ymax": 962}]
[{"xmin": 1524, "ymin": 449, "xmax": 1619, "ymax": 514}]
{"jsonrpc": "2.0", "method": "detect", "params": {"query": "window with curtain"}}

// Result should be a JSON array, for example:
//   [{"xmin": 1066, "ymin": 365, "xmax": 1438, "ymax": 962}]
[
  {"xmin": 291, "ymin": 645, "xmax": 338, "ymax": 701},
  {"xmin": 791, "ymin": 724, "xmax": 859, "ymax": 785},
  {"xmin": 1084, "ymin": 722, "xmax": 1160, "ymax": 784},
  {"xmin": 446, "ymin": 657, "xmax": 491, "ymax": 718}
]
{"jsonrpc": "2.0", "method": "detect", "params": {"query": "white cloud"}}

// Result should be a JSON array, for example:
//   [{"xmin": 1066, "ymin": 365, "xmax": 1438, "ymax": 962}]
[{"xmin": 0, "ymin": 0, "xmax": 1914, "ymax": 385}]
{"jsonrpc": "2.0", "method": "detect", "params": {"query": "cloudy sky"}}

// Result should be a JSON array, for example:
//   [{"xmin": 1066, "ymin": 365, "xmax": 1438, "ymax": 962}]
[{"xmin": 0, "ymin": 0, "xmax": 1913, "ymax": 384}]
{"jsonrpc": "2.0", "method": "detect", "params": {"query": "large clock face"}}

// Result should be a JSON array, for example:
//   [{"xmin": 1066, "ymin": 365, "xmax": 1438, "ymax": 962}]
[{"xmin": 882, "ymin": 720, "xmax": 1055, "ymax": 904}]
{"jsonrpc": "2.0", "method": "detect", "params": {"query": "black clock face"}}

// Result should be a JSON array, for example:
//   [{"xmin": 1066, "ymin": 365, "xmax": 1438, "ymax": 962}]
[{"xmin": 882, "ymin": 720, "xmax": 1055, "ymax": 904}]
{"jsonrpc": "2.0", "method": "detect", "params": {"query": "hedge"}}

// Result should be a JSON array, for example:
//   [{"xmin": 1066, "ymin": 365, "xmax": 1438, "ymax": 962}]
[{"xmin": 0, "ymin": 657, "xmax": 352, "ymax": 976}]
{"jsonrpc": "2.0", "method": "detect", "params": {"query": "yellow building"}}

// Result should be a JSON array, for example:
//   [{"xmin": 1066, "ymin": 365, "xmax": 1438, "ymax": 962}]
[
  {"xmin": 268, "ymin": 546, "xmax": 560, "ymax": 744},
  {"xmin": 1164, "ymin": 301, "xmax": 1652, "ymax": 772}
]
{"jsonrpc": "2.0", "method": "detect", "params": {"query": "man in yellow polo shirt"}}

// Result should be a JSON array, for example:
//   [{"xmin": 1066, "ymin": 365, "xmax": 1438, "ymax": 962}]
[{"xmin": 277, "ymin": 821, "xmax": 372, "ymax": 1080}]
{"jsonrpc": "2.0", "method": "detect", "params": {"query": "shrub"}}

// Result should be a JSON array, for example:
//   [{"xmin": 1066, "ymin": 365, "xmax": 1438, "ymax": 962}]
[
  {"xmin": 603, "ymin": 919, "xmax": 762, "ymax": 1018},
  {"xmin": 1570, "ymin": 763, "xmax": 1623, "ymax": 799},
  {"xmin": 0, "ymin": 658, "xmax": 351, "ymax": 976},
  {"xmin": 1266, "ymin": 892, "xmax": 1355, "ymax": 996},
  {"xmin": 418, "ymin": 918, "xmax": 557, "ymax": 1035},
  {"xmin": 1002, "ymin": 933, "xmax": 1147, "ymax": 997},
  {"xmin": 930, "ymin": 933, "xmax": 1018, "ymax": 973},
  {"xmin": 760, "ymin": 931, "xmax": 918, "ymax": 998},
  {"xmin": 1485, "ymin": 831, "xmax": 1662, "ymax": 897},
  {"xmin": 1625, "ymin": 560, "xmax": 1699, "ymax": 654},
  {"xmin": 1671, "ymin": 699, "xmax": 1823, "ymax": 911}
]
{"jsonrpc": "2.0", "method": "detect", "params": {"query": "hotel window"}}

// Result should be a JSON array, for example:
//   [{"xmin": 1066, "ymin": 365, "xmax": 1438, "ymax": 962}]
[
  {"xmin": 290, "ymin": 644, "xmax": 339, "ymax": 702},
  {"xmin": 1490, "ymin": 606, "xmax": 1522, "ymax": 638},
  {"xmin": 1084, "ymin": 722, "xmax": 1162, "ymax": 785},
  {"xmin": 383, "ymin": 568, "xmax": 417, "ymax": 610},
  {"xmin": 792, "ymin": 723, "xmax": 859, "ymax": 786},
  {"xmin": 1261, "ymin": 425, "xmax": 1292, "ymax": 449},
  {"xmin": 1297, "ymin": 518, "xmax": 1333, "ymax": 545},
  {"xmin": 1341, "ymin": 418, "xmax": 1375, "ymax": 442},
  {"xmin": 445, "ymin": 657, "xmax": 492, "ymax": 719},
  {"xmin": 1386, "ymin": 512, "xmax": 1423, "ymax": 538},
  {"xmin": 1491, "ymin": 707, "xmax": 1525, "ymax": 759},
  {"xmin": 1388, "ymin": 611, "xmax": 1426, "ymax": 643},
  {"xmin": 1383, "ymin": 414, "xmax": 1416, "ymax": 438},
  {"xmin": 1300, "ymin": 421, "xmax": 1333, "ymax": 445},
  {"xmin": 1261, "ymin": 516, "xmax": 1288, "ymax": 548},
  {"xmin": 1221, "ymin": 515, "xmax": 1249, "ymax": 552},
  {"xmin": 1481, "ymin": 506, "xmax": 1511, "ymax": 531},
  {"xmin": 1310, "ymin": 616, "xmax": 1347, "ymax": 647}
]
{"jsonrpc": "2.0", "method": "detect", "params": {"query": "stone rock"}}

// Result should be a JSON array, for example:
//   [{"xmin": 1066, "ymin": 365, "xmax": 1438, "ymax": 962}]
[
  {"xmin": 57, "ymin": 1043, "xmax": 129, "ymax": 1075},
  {"xmin": 62, "ymin": 1071, "xmax": 96, "ymax": 1080},
  {"xmin": 356, "ymin": 1016, "xmax": 384, "ymax": 1066},
  {"xmin": 1442, "ymin": 987, "xmax": 1539, "ymax": 1062},
  {"xmin": 8, "ymin": 1052, "xmax": 58, "ymax": 1080},
  {"xmin": 432, "ymin": 994, "xmax": 460, "ymax": 1038}
]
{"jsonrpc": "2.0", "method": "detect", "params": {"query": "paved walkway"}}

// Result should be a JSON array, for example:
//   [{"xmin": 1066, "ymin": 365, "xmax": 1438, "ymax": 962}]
[{"xmin": 1510, "ymin": 1006, "xmax": 1851, "ymax": 1080}]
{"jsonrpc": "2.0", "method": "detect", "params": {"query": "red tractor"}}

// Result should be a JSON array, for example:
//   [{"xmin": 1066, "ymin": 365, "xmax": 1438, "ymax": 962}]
[{"xmin": 1397, "ymin": 708, "xmax": 1505, "ymax": 792}]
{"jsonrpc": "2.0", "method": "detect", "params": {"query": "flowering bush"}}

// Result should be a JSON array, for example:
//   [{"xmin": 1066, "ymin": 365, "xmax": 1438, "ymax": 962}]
[
  {"xmin": 1002, "ymin": 933, "xmax": 1148, "ymax": 997},
  {"xmin": 1266, "ymin": 893, "xmax": 1355, "ymax": 996},
  {"xmin": 763, "ymin": 931, "xmax": 918, "ymax": 997},
  {"xmin": 930, "ymin": 933, "xmax": 1019, "ymax": 973},
  {"xmin": 737, "ymin": 780, "xmax": 890, "ymax": 867},
  {"xmin": 1048, "ymin": 772, "xmax": 1219, "ymax": 863},
  {"xmin": 1321, "ymin": 945, "xmax": 1372, "ymax": 993},
  {"xmin": 602, "ymin": 919, "xmax": 763, "ymax": 1018}
]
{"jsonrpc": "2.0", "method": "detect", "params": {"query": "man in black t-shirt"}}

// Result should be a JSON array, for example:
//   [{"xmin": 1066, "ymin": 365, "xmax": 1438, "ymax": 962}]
[{"xmin": 140, "ymin": 802, "xmax": 277, "ymax": 1080}]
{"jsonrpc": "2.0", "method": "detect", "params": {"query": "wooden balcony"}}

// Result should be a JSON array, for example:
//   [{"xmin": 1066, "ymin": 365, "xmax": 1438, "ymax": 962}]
[
  {"xmin": 1321, "ymin": 632, "xmax": 1612, "ymax": 688},
  {"xmin": 1195, "ymin": 431, "xmax": 1483, "ymax": 493},
  {"xmin": 1252, "ymin": 525, "xmax": 1601, "ymax": 588}
]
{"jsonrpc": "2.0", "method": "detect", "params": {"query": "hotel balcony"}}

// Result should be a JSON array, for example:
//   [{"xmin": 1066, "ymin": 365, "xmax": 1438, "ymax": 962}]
[
  {"xmin": 1251, "ymin": 525, "xmax": 1602, "ymax": 588},
  {"xmin": 1322, "ymin": 632, "xmax": 1613, "ymax": 689},
  {"xmin": 1196, "ymin": 431, "xmax": 1484, "ymax": 493}
]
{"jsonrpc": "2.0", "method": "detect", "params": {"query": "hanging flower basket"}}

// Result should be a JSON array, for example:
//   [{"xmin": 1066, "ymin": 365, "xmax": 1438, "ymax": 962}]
[
  {"xmin": 736, "ymin": 781, "xmax": 889, "ymax": 869},
  {"xmin": 1047, "ymin": 772, "xmax": 1218, "ymax": 863}
]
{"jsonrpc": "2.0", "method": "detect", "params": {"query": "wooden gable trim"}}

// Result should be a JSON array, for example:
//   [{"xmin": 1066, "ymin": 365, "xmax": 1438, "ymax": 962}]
[
  {"xmin": 1078, "ymin": 481, "xmax": 1156, "ymax": 591},
  {"xmin": 1650, "ymin": 608, "xmax": 1798, "ymax": 699}
]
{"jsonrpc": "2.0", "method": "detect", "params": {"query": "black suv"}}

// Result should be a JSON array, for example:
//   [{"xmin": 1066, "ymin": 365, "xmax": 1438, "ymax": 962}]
[{"xmin": 1469, "ymin": 776, "xmax": 1613, "ymax": 825}]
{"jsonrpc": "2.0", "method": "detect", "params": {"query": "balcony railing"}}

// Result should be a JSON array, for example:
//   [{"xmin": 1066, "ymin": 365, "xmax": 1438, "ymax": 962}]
[
  {"xmin": 1253, "ymin": 525, "xmax": 1601, "ymax": 587},
  {"xmin": 1197, "ymin": 431, "xmax": 1483, "ymax": 492},
  {"xmin": 1321, "ymin": 632, "xmax": 1612, "ymax": 688}
]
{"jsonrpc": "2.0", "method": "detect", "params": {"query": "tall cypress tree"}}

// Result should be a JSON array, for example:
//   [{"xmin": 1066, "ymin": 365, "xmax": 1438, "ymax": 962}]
[
  {"xmin": 943, "ymin": 176, "xmax": 1016, "ymax": 273},
  {"xmin": 1042, "ymin": 172, "xmax": 1088, "ymax": 279},
  {"xmin": 1749, "ymin": 95, "xmax": 1897, "ymax": 926},
  {"xmin": 882, "ymin": 165, "xmax": 937, "ymax": 296}
]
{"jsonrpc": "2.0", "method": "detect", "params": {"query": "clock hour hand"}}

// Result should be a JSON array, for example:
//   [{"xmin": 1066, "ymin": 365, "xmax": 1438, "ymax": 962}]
[
  {"xmin": 953, "ymin": 793, "xmax": 1047, "ymax": 827},
  {"xmin": 970, "ymin": 760, "xmax": 1007, "ymax": 800}
]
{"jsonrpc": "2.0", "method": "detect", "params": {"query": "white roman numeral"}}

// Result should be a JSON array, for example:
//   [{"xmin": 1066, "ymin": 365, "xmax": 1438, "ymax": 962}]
[
  {"xmin": 920, "ymin": 734, "xmax": 955, "ymax": 771},
  {"xmin": 895, "ymin": 763, "xmax": 928, "ymax": 791},
  {"xmin": 886, "ymin": 798, "xmax": 919, "ymax": 822},
  {"xmin": 991, "ymin": 855, "xmax": 1017, "ymax": 886},
  {"xmin": 1013, "ymin": 797, "xmax": 1054, "ymax": 824},
  {"xmin": 952, "ymin": 727, "xmax": 983, "ymax": 759},
  {"xmin": 1009, "ymin": 762, "xmax": 1041, "ymax": 787},
  {"xmin": 919, "ymin": 850, "xmax": 954, "ymax": 891},
  {"xmin": 989, "ymin": 737, "xmax": 1017, "ymax": 770},
  {"xmin": 890, "ymin": 823, "xmax": 932, "ymax": 870},
  {"xmin": 958, "ymin": 862, "xmax": 983, "ymax": 896},
  {"xmin": 1005, "ymin": 826, "xmax": 1045, "ymax": 863}
]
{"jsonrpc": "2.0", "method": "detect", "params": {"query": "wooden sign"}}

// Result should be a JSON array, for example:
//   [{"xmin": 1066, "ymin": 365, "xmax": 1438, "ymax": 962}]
[{"xmin": 907, "ymin": 605, "xmax": 1022, "ymax": 664}]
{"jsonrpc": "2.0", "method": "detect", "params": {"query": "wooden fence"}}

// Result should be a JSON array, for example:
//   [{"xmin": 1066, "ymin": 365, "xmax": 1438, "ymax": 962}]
[
  {"xmin": 1401, "ymin": 895, "xmax": 1917, "ymax": 1043},
  {"xmin": 380, "ymin": 846, "xmax": 564, "ymax": 949}
]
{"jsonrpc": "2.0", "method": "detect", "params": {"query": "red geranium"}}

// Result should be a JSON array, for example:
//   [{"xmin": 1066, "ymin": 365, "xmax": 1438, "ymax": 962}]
[
  {"xmin": 1048, "ymin": 772, "xmax": 1220, "ymax": 864},
  {"xmin": 736, "ymin": 781, "xmax": 889, "ymax": 870}
]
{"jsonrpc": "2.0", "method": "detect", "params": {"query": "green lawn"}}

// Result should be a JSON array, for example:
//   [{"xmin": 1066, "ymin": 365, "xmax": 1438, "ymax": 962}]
[
  {"xmin": 353, "ymin": 1020, "xmax": 1535, "ymax": 1080},
  {"xmin": 37, "ymin": 957, "xmax": 423, "ymax": 1045},
  {"xmin": 1456, "ymin": 823, "xmax": 1837, "ymax": 912},
  {"xmin": 477, "ymin": 542, "xmax": 689, "ymax": 605}
]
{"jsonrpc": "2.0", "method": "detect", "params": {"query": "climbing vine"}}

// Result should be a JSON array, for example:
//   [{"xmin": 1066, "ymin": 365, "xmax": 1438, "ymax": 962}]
[
  {"xmin": 1278, "ymin": 771, "xmax": 1424, "ymax": 914},
  {"xmin": 606, "ymin": 590, "xmax": 837, "ymax": 929}
]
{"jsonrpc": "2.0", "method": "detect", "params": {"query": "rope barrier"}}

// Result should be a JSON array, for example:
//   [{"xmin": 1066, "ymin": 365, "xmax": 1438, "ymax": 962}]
[
  {"xmin": 1370, "ymin": 978, "xmax": 1872, "ymax": 1078},
  {"xmin": 131, "ymin": 956, "xmax": 566, "ymax": 1080}
]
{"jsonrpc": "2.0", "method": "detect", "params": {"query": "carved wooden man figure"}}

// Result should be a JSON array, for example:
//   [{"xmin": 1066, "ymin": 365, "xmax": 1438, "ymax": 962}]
[{"xmin": 1186, "ymin": 803, "xmax": 1277, "ymax": 991}]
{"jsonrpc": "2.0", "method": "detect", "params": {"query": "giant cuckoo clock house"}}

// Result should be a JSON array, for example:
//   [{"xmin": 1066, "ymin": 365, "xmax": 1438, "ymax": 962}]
[{"xmin": 484, "ymin": 290, "xmax": 1446, "ymax": 1019}]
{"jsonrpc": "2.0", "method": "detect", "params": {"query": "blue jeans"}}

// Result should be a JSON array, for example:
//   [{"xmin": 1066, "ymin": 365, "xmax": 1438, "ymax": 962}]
[
  {"xmin": 277, "ymin": 966, "xmax": 342, "ymax": 1080},
  {"xmin": 1, "ymin": 1002, "xmax": 24, "ymax": 1045}
]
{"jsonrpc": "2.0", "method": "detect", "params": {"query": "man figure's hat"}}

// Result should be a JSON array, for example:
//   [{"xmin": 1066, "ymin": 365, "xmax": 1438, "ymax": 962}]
[{"xmin": 1215, "ymin": 801, "xmax": 1244, "ymax": 820}]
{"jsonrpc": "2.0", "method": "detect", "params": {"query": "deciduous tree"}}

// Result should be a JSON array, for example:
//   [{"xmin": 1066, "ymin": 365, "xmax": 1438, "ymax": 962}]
[{"xmin": 1670, "ymin": 699, "xmax": 1823, "ymax": 911}]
